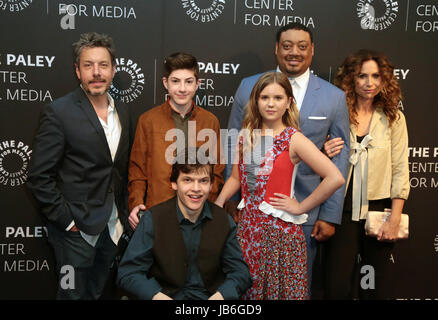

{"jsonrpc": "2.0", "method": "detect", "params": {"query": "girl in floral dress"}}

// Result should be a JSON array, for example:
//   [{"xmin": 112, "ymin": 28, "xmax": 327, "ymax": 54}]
[{"xmin": 215, "ymin": 72, "xmax": 345, "ymax": 299}]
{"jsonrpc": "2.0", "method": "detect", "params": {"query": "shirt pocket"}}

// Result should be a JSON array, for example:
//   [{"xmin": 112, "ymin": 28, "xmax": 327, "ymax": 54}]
[
  {"xmin": 301, "ymin": 114, "xmax": 330, "ymax": 146},
  {"xmin": 307, "ymin": 116, "xmax": 327, "ymax": 120}
]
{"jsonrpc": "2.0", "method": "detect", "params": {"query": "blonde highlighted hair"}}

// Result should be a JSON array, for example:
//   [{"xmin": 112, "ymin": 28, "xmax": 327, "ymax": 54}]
[{"xmin": 241, "ymin": 72, "xmax": 299, "ymax": 151}]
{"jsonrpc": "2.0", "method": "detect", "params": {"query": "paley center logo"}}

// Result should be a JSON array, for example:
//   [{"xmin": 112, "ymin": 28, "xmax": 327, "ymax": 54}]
[
  {"xmin": 0, "ymin": 140, "xmax": 32, "ymax": 187},
  {"xmin": 357, "ymin": 0, "xmax": 399, "ymax": 31},
  {"xmin": 0, "ymin": 0, "xmax": 32, "ymax": 12},
  {"xmin": 181, "ymin": 0, "xmax": 226, "ymax": 23},
  {"xmin": 109, "ymin": 57, "xmax": 145, "ymax": 103}
]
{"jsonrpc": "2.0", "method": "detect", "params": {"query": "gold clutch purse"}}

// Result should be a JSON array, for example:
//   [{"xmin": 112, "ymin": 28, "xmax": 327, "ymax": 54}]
[{"xmin": 364, "ymin": 209, "xmax": 409, "ymax": 239}]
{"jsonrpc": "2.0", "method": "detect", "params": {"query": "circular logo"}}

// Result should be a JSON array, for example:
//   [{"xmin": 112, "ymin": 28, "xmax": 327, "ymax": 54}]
[
  {"xmin": 0, "ymin": 140, "xmax": 32, "ymax": 187},
  {"xmin": 356, "ymin": 0, "xmax": 398, "ymax": 31},
  {"xmin": 0, "ymin": 0, "xmax": 33, "ymax": 12},
  {"xmin": 181, "ymin": 0, "xmax": 226, "ymax": 23},
  {"xmin": 109, "ymin": 58, "xmax": 145, "ymax": 103}
]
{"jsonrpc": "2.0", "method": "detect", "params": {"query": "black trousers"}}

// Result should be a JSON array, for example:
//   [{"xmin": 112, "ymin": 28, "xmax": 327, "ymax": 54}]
[
  {"xmin": 322, "ymin": 211, "xmax": 396, "ymax": 300},
  {"xmin": 47, "ymin": 222, "xmax": 118, "ymax": 300}
]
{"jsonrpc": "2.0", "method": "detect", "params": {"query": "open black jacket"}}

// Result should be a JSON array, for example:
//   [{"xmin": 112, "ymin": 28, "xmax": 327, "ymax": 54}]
[{"xmin": 28, "ymin": 87, "xmax": 131, "ymax": 235}]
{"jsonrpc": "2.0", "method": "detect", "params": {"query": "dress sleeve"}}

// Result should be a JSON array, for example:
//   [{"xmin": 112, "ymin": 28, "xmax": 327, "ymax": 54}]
[{"xmin": 390, "ymin": 111, "xmax": 410, "ymax": 200}]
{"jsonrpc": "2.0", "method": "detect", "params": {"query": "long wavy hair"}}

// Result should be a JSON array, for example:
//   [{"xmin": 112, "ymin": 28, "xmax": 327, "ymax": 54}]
[
  {"xmin": 334, "ymin": 49, "xmax": 401, "ymax": 127},
  {"xmin": 241, "ymin": 72, "xmax": 299, "ymax": 151}
]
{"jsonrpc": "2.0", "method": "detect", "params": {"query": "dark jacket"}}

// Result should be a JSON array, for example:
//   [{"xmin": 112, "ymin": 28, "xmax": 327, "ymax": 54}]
[{"xmin": 27, "ymin": 87, "xmax": 131, "ymax": 234}]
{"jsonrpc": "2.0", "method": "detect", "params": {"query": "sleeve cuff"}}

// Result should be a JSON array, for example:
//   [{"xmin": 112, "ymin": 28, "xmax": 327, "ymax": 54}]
[
  {"xmin": 144, "ymin": 279, "xmax": 162, "ymax": 300},
  {"xmin": 217, "ymin": 283, "xmax": 239, "ymax": 300},
  {"xmin": 65, "ymin": 220, "xmax": 75, "ymax": 231}
]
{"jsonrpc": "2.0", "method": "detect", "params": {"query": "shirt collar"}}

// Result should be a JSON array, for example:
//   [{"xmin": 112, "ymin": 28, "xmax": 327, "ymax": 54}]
[
  {"xmin": 79, "ymin": 85, "xmax": 115, "ymax": 111},
  {"xmin": 107, "ymin": 92, "xmax": 115, "ymax": 112},
  {"xmin": 168, "ymin": 98, "xmax": 194, "ymax": 119},
  {"xmin": 164, "ymin": 100, "xmax": 198, "ymax": 120},
  {"xmin": 175, "ymin": 199, "xmax": 212, "ymax": 224},
  {"xmin": 275, "ymin": 67, "xmax": 310, "ymax": 88}
]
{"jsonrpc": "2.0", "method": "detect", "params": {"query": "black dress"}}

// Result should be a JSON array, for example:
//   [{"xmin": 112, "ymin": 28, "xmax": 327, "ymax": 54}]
[{"xmin": 322, "ymin": 135, "xmax": 396, "ymax": 300}]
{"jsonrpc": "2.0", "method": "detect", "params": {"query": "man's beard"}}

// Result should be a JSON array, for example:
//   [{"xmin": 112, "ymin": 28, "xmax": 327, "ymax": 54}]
[{"xmin": 84, "ymin": 80, "xmax": 110, "ymax": 96}]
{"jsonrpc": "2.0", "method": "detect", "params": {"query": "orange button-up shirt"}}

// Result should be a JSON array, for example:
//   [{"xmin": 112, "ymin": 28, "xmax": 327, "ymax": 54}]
[{"xmin": 128, "ymin": 101, "xmax": 225, "ymax": 211}]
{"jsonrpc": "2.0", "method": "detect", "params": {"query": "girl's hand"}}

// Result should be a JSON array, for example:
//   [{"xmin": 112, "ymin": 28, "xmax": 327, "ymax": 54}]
[{"xmin": 269, "ymin": 193, "xmax": 303, "ymax": 215}]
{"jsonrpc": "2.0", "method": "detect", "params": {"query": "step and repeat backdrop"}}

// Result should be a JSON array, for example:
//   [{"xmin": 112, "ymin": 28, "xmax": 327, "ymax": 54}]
[{"xmin": 0, "ymin": 0, "xmax": 437, "ymax": 299}]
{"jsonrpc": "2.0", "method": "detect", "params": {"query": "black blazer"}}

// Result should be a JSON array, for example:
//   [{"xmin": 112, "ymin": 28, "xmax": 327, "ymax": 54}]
[{"xmin": 28, "ymin": 87, "xmax": 131, "ymax": 235}]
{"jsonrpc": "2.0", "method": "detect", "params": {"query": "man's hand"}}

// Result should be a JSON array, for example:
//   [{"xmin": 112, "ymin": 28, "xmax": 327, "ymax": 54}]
[
  {"xmin": 70, "ymin": 225, "xmax": 79, "ymax": 232},
  {"xmin": 128, "ymin": 204, "xmax": 146, "ymax": 230},
  {"xmin": 311, "ymin": 220, "xmax": 335, "ymax": 242},
  {"xmin": 208, "ymin": 291, "xmax": 224, "ymax": 300},
  {"xmin": 152, "ymin": 292, "xmax": 173, "ymax": 300}
]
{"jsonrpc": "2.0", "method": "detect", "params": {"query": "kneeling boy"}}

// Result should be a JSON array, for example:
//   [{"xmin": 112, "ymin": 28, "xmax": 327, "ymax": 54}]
[{"xmin": 117, "ymin": 151, "xmax": 251, "ymax": 300}]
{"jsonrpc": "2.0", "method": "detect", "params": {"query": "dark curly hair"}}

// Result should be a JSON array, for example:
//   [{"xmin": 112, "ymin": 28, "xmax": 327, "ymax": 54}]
[{"xmin": 334, "ymin": 49, "xmax": 401, "ymax": 127}]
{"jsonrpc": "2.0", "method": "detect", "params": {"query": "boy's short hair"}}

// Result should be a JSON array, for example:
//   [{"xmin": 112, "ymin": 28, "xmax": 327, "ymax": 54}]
[
  {"xmin": 163, "ymin": 52, "xmax": 199, "ymax": 80},
  {"xmin": 170, "ymin": 148, "xmax": 214, "ymax": 183}
]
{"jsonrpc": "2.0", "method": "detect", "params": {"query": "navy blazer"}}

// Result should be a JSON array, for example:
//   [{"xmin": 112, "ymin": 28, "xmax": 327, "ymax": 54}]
[
  {"xmin": 226, "ymin": 71, "xmax": 350, "ymax": 225},
  {"xmin": 28, "ymin": 87, "xmax": 131, "ymax": 235}
]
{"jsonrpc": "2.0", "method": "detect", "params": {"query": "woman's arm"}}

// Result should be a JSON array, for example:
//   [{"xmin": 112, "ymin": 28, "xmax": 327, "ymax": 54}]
[
  {"xmin": 377, "ymin": 198, "xmax": 404, "ymax": 241},
  {"xmin": 378, "ymin": 111, "xmax": 409, "ymax": 241},
  {"xmin": 270, "ymin": 132, "xmax": 345, "ymax": 215},
  {"xmin": 389, "ymin": 111, "xmax": 410, "ymax": 202},
  {"xmin": 215, "ymin": 163, "xmax": 241, "ymax": 208}
]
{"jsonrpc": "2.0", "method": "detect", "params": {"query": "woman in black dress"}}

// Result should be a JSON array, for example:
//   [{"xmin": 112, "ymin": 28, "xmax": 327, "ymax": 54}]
[{"xmin": 323, "ymin": 49, "xmax": 410, "ymax": 299}]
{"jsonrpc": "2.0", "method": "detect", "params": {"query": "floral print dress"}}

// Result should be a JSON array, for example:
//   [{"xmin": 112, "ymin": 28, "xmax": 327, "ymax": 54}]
[{"xmin": 237, "ymin": 127, "xmax": 308, "ymax": 300}]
